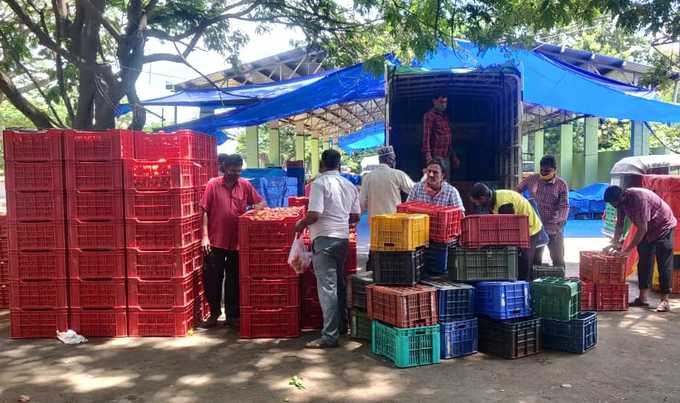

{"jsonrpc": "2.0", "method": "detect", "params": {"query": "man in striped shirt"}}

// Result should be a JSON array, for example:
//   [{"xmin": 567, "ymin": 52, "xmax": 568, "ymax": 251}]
[
  {"xmin": 516, "ymin": 155, "xmax": 569, "ymax": 266},
  {"xmin": 407, "ymin": 159, "xmax": 464, "ymax": 210}
]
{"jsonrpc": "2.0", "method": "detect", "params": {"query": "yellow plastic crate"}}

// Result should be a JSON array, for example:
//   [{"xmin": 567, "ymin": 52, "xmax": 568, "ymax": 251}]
[{"xmin": 370, "ymin": 213, "xmax": 429, "ymax": 251}]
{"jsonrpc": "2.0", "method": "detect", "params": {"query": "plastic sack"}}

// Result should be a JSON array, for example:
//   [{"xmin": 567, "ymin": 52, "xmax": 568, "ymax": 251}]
[
  {"xmin": 56, "ymin": 330, "xmax": 88, "ymax": 345},
  {"xmin": 288, "ymin": 234, "xmax": 312, "ymax": 274}
]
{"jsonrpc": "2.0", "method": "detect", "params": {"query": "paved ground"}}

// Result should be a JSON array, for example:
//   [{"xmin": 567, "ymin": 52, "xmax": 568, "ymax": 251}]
[{"xmin": 1, "ymin": 237, "xmax": 679, "ymax": 403}]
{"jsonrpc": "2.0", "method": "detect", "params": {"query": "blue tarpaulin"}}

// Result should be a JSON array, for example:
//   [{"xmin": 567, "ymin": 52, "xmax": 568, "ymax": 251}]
[
  {"xmin": 150, "ymin": 41, "xmax": 680, "ymax": 139},
  {"xmin": 338, "ymin": 121, "xmax": 385, "ymax": 152},
  {"xmin": 569, "ymin": 182, "xmax": 608, "ymax": 218}
]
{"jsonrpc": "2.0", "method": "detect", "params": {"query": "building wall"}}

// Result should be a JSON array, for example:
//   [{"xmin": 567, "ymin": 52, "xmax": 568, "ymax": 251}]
[{"xmin": 566, "ymin": 147, "xmax": 667, "ymax": 189}]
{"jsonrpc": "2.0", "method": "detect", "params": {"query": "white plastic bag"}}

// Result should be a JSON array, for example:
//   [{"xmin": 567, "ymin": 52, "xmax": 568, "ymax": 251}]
[
  {"xmin": 288, "ymin": 234, "xmax": 312, "ymax": 274},
  {"xmin": 56, "ymin": 330, "xmax": 88, "ymax": 345}
]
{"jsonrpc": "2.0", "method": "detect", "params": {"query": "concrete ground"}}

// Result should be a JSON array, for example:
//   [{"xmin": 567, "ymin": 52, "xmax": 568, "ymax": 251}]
[{"xmin": 1, "ymin": 237, "xmax": 679, "ymax": 403}]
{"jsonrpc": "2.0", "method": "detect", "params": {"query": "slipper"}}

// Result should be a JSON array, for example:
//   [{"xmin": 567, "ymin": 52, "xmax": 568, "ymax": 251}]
[
  {"xmin": 629, "ymin": 298, "xmax": 650, "ymax": 307},
  {"xmin": 656, "ymin": 301, "xmax": 671, "ymax": 312}
]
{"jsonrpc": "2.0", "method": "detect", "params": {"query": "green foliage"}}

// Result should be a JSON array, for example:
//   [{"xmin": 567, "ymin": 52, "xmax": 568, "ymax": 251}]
[{"xmin": 0, "ymin": 101, "xmax": 35, "ymax": 129}]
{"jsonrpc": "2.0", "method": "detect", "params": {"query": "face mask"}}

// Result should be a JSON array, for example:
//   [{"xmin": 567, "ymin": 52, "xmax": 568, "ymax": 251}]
[{"xmin": 540, "ymin": 171, "xmax": 556, "ymax": 181}]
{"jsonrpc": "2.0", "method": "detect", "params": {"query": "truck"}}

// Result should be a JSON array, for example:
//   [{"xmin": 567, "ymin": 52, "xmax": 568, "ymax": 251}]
[{"xmin": 385, "ymin": 64, "xmax": 523, "ymax": 209}]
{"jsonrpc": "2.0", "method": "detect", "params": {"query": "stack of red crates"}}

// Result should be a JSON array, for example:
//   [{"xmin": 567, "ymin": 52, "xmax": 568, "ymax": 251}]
[
  {"xmin": 4, "ymin": 129, "xmax": 69, "ymax": 338},
  {"xmin": 460, "ymin": 214, "xmax": 529, "ymax": 249},
  {"xmin": 239, "ymin": 207, "xmax": 303, "ymax": 338},
  {"xmin": 65, "ymin": 130, "xmax": 131, "ymax": 337},
  {"xmin": 0, "ymin": 214, "xmax": 9, "ymax": 308},
  {"xmin": 126, "ymin": 131, "xmax": 215, "ymax": 336},
  {"xmin": 579, "ymin": 251, "xmax": 628, "ymax": 311}
]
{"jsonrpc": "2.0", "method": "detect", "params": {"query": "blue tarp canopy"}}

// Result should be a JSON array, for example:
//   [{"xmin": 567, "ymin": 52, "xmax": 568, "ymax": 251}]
[
  {"xmin": 569, "ymin": 182, "xmax": 608, "ymax": 218},
  {"xmin": 150, "ymin": 41, "xmax": 680, "ymax": 138},
  {"xmin": 338, "ymin": 121, "xmax": 386, "ymax": 152}
]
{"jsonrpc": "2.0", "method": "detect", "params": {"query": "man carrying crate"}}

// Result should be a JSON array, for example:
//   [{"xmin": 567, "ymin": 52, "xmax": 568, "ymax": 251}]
[
  {"xmin": 295, "ymin": 149, "xmax": 361, "ymax": 348},
  {"xmin": 201, "ymin": 154, "xmax": 266, "ymax": 328},
  {"xmin": 604, "ymin": 185, "xmax": 676, "ymax": 312}
]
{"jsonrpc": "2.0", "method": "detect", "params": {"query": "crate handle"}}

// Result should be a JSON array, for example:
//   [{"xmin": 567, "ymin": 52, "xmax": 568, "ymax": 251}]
[
  {"xmin": 383, "ymin": 242, "xmax": 395, "ymax": 247},
  {"xmin": 510, "ymin": 308, "xmax": 521, "ymax": 314},
  {"xmin": 456, "ymin": 323, "xmax": 468, "ymax": 329}
]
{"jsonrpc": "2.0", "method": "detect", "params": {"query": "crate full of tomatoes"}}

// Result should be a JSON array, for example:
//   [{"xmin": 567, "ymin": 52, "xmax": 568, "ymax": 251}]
[{"xmin": 238, "ymin": 207, "xmax": 304, "ymax": 250}]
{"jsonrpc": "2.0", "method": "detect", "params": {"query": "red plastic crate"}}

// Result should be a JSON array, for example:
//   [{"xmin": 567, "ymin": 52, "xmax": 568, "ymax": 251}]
[
  {"xmin": 128, "ymin": 276, "xmax": 196, "ymax": 308},
  {"xmin": 128, "ymin": 304, "xmax": 195, "ymax": 337},
  {"xmin": 580, "ymin": 251, "xmax": 626, "ymax": 284},
  {"xmin": 366, "ymin": 284, "xmax": 438, "ymax": 328},
  {"xmin": 0, "ymin": 262, "xmax": 8, "ymax": 284},
  {"xmin": 68, "ymin": 249, "xmax": 126, "ymax": 279},
  {"xmin": 70, "ymin": 308, "xmax": 128, "ymax": 337},
  {"xmin": 579, "ymin": 251, "xmax": 595, "ymax": 282},
  {"xmin": 397, "ymin": 201, "xmax": 464, "ymax": 243},
  {"xmin": 124, "ymin": 159, "xmax": 197, "ymax": 190},
  {"xmin": 595, "ymin": 283, "xmax": 629, "ymax": 311},
  {"xmin": 287, "ymin": 196, "xmax": 309, "ymax": 210},
  {"xmin": 192, "ymin": 292, "xmax": 210, "ymax": 322},
  {"xmin": 301, "ymin": 267, "xmax": 319, "ymax": 300},
  {"xmin": 10, "ymin": 280, "xmax": 68, "ymax": 309},
  {"xmin": 66, "ymin": 190, "xmax": 125, "ymax": 220},
  {"xmin": 126, "ymin": 215, "xmax": 202, "ymax": 250},
  {"xmin": 8, "ymin": 221, "xmax": 66, "ymax": 250},
  {"xmin": 239, "ymin": 306, "xmax": 301, "ymax": 339},
  {"xmin": 127, "ymin": 243, "xmax": 202, "ymax": 279},
  {"xmin": 300, "ymin": 297, "xmax": 323, "ymax": 331},
  {"xmin": 0, "ymin": 240, "xmax": 7, "ymax": 262},
  {"xmin": 193, "ymin": 160, "xmax": 216, "ymax": 188},
  {"xmin": 581, "ymin": 281, "xmax": 595, "ymax": 311},
  {"xmin": 238, "ymin": 208, "xmax": 304, "ymax": 250},
  {"xmin": 0, "ymin": 283, "xmax": 8, "ymax": 308},
  {"xmin": 124, "ymin": 188, "xmax": 201, "ymax": 220},
  {"xmin": 460, "ymin": 214, "xmax": 529, "ymax": 249},
  {"xmin": 345, "ymin": 244, "xmax": 357, "ymax": 276},
  {"xmin": 193, "ymin": 269, "xmax": 205, "ymax": 296},
  {"xmin": 7, "ymin": 191, "xmax": 66, "ymax": 222},
  {"xmin": 68, "ymin": 219, "xmax": 125, "ymax": 250},
  {"xmin": 64, "ymin": 129, "xmax": 133, "ymax": 161},
  {"xmin": 65, "ymin": 160, "xmax": 124, "ymax": 191},
  {"xmin": 10, "ymin": 308, "xmax": 69, "ymax": 339},
  {"xmin": 239, "ymin": 249, "xmax": 297, "ymax": 278},
  {"xmin": 9, "ymin": 250, "xmax": 68, "ymax": 280},
  {"xmin": 69, "ymin": 279, "xmax": 127, "ymax": 308},
  {"xmin": 4, "ymin": 161, "xmax": 64, "ymax": 192},
  {"xmin": 134, "ymin": 130, "xmax": 212, "ymax": 160},
  {"xmin": 239, "ymin": 277, "xmax": 300, "ymax": 308},
  {"xmin": 3, "ymin": 129, "xmax": 63, "ymax": 161}
]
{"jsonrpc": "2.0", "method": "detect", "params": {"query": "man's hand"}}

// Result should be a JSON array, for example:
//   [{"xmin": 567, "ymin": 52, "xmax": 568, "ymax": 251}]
[
  {"xmin": 294, "ymin": 220, "xmax": 307, "ymax": 235},
  {"xmin": 202, "ymin": 236, "xmax": 211, "ymax": 255}
]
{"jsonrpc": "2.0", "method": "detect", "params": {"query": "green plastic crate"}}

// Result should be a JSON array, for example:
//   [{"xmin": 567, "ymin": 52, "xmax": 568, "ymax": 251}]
[
  {"xmin": 602, "ymin": 204, "xmax": 631, "ymax": 237},
  {"xmin": 530, "ymin": 277, "xmax": 580, "ymax": 320},
  {"xmin": 351, "ymin": 309, "xmax": 372, "ymax": 341},
  {"xmin": 371, "ymin": 320, "xmax": 441, "ymax": 368},
  {"xmin": 448, "ymin": 247, "xmax": 518, "ymax": 282}
]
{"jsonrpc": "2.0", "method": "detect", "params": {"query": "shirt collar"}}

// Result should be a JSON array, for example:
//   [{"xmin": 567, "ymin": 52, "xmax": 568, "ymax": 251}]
[
  {"xmin": 222, "ymin": 176, "xmax": 242, "ymax": 189},
  {"xmin": 320, "ymin": 170, "xmax": 340, "ymax": 176}
]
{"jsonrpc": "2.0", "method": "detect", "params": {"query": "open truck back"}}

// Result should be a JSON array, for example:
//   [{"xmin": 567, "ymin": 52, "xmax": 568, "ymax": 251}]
[{"xmin": 386, "ymin": 65, "xmax": 523, "ymax": 209}]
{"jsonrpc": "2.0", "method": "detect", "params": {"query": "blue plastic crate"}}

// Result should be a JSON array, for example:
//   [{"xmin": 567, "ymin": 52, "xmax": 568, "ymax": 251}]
[
  {"xmin": 475, "ymin": 281, "xmax": 531, "ymax": 320},
  {"xmin": 542, "ymin": 311, "xmax": 598, "ymax": 353},
  {"xmin": 425, "ymin": 242, "xmax": 451, "ymax": 275},
  {"xmin": 261, "ymin": 176, "xmax": 288, "ymax": 207},
  {"xmin": 421, "ymin": 279, "xmax": 474, "ymax": 322},
  {"xmin": 286, "ymin": 167, "xmax": 305, "ymax": 196},
  {"xmin": 440, "ymin": 318, "xmax": 478, "ymax": 359}
]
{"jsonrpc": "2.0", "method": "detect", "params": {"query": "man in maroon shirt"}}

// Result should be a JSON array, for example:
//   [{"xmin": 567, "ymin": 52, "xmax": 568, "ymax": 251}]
[
  {"xmin": 200, "ymin": 154, "xmax": 266, "ymax": 327},
  {"xmin": 422, "ymin": 95, "xmax": 459, "ymax": 180},
  {"xmin": 516, "ymin": 155, "xmax": 569, "ymax": 267},
  {"xmin": 605, "ymin": 185, "xmax": 676, "ymax": 312}
]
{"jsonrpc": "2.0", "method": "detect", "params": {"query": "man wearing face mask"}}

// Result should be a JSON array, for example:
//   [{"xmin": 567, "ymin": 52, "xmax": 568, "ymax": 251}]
[
  {"xmin": 200, "ymin": 154, "xmax": 266, "ymax": 328},
  {"xmin": 516, "ymin": 155, "xmax": 569, "ymax": 266},
  {"xmin": 422, "ymin": 95, "xmax": 460, "ymax": 180},
  {"xmin": 407, "ymin": 158, "xmax": 464, "ymax": 210}
]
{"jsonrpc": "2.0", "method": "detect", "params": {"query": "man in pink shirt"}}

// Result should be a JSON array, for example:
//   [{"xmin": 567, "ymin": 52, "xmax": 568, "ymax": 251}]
[{"xmin": 200, "ymin": 154, "xmax": 266, "ymax": 327}]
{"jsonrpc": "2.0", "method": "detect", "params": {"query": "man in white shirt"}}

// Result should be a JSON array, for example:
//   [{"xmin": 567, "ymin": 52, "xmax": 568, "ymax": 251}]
[
  {"xmin": 295, "ymin": 149, "xmax": 361, "ymax": 348},
  {"xmin": 359, "ymin": 145, "xmax": 414, "ymax": 219}
]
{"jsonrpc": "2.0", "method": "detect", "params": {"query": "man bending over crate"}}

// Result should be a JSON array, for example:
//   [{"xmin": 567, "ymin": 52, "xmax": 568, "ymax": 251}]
[
  {"xmin": 604, "ymin": 186, "xmax": 676, "ymax": 312},
  {"xmin": 295, "ymin": 149, "xmax": 361, "ymax": 348},
  {"xmin": 201, "ymin": 154, "xmax": 266, "ymax": 328}
]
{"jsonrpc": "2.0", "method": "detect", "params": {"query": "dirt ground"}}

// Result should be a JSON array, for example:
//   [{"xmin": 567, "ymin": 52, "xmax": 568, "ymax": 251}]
[{"xmin": 1, "ymin": 238, "xmax": 679, "ymax": 403}]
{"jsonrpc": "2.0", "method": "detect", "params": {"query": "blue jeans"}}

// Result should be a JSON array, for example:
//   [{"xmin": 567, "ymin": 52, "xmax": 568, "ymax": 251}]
[{"xmin": 312, "ymin": 236, "xmax": 349, "ymax": 344}]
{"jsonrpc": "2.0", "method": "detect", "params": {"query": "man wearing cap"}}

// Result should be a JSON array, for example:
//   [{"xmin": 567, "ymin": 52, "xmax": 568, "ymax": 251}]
[
  {"xmin": 423, "ymin": 94, "xmax": 459, "ymax": 180},
  {"xmin": 359, "ymin": 146, "xmax": 414, "ymax": 219}
]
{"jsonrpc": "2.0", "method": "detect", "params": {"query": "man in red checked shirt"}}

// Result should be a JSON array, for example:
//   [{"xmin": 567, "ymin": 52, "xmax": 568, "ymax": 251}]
[
  {"xmin": 200, "ymin": 154, "xmax": 266, "ymax": 328},
  {"xmin": 422, "ymin": 95, "xmax": 459, "ymax": 180}
]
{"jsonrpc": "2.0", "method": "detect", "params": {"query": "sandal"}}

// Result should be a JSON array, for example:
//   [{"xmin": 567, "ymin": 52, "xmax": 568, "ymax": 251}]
[
  {"xmin": 656, "ymin": 301, "xmax": 671, "ymax": 312},
  {"xmin": 629, "ymin": 298, "xmax": 650, "ymax": 307}
]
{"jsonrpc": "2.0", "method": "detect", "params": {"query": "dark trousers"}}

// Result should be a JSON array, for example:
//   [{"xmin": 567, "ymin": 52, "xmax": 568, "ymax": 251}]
[
  {"xmin": 203, "ymin": 248, "xmax": 239, "ymax": 320},
  {"xmin": 519, "ymin": 232, "xmax": 544, "ymax": 281},
  {"xmin": 637, "ymin": 228, "xmax": 675, "ymax": 294},
  {"xmin": 534, "ymin": 231, "xmax": 565, "ymax": 266}
]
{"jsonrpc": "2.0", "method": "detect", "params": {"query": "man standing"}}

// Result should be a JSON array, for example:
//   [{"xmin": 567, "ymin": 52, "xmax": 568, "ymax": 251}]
[
  {"xmin": 407, "ymin": 158, "xmax": 464, "ymax": 210},
  {"xmin": 295, "ymin": 149, "xmax": 361, "ymax": 348},
  {"xmin": 469, "ymin": 183, "xmax": 545, "ymax": 281},
  {"xmin": 516, "ymin": 155, "xmax": 569, "ymax": 266},
  {"xmin": 200, "ymin": 154, "xmax": 266, "ymax": 328},
  {"xmin": 359, "ymin": 146, "xmax": 414, "ymax": 219},
  {"xmin": 605, "ymin": 186, "xmax": 676, "ymax": 312},
  {"xmin": 422, "ymin": 95, "xmax": 459, "ymax": 180}
]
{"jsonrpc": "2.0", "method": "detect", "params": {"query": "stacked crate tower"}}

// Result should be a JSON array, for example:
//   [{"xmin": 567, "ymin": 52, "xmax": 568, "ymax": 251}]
[
  {"xmin": 0, "ymin": 214, "xmax": 8, "ymax": 309},
  {"xmin": 126, "ymin": 131, "xmax": 214, "ymax": 336},
  {"xmin": 367, "ymin": 213, "xmax": 441, "ymax": 368},
  {"xmin": 239, "ymin": 206, "xmax": 304, "ymax": 338},
  {"xmin": 579, "ymin": 251, "xmax": 629, "ymax": 311},
  {"xmin": 4, "ymin": 129, "xmax": 69, "ymax": 338},
  {"xmin": 66, "ymin": 130, "xmax": 131, "ymax": 337},
  {"xmin": 453, "ymin": 214, "xmax": 541, "ymax": 359}
]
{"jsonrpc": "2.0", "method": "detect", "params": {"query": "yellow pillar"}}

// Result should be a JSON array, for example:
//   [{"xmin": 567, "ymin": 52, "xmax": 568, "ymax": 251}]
[
  {"xmin": 310, "ymin": 137, "xmax": 320, "ymax": 176},
  {"xmin": 245, "ymin": 126, "xmax": 259, "ymax": 168},
  {"xmin": 294, "ymin": 135, "xmax": 305, "ymax": 161},
  {"xmin": 268, "ymin": 127, "xmax": 281, "ymax": 166}
]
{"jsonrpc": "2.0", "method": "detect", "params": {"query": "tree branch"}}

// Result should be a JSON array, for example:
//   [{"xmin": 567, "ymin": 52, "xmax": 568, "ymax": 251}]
[
  {"xmin": 0, "ymin": 69, "xmax": 54, "ymax": 129},
  {"xmin": 80, "ymin": 0, "xmax": 123, "ymax": 42}
]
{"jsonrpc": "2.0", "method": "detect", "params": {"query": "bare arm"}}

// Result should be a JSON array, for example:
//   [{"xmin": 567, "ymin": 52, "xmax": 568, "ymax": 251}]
[
  {"xmin": 202, "ymin": 211, "xmax": 210, "ymax": 254},
  {"xmin": 622, "ymin": 220, "xmax": 647, "ymax": 255},
  {"xmin": 295, "ymin": 211, "xmax": 320, "ymax": 234}
]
